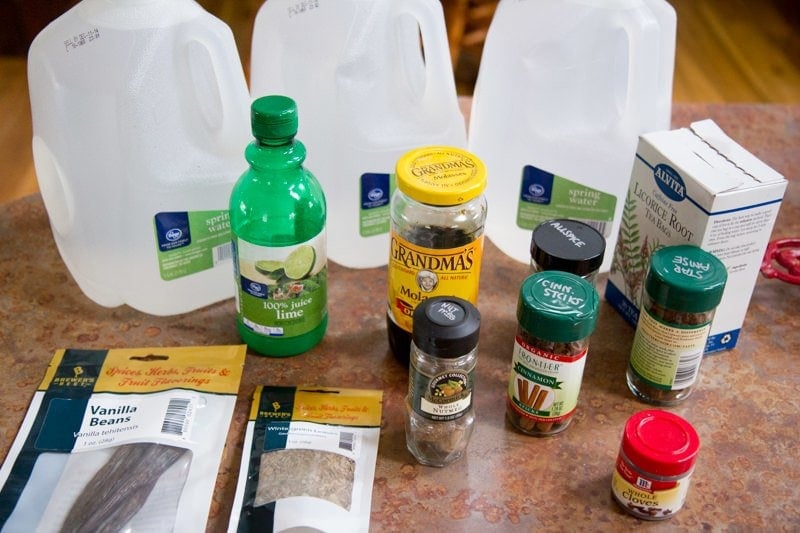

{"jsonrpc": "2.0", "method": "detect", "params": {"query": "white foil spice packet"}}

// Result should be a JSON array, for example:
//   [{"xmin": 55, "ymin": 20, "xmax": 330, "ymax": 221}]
[{"xmin": 228, "ymin": 386, "xmax": 383, "ymax": 533}]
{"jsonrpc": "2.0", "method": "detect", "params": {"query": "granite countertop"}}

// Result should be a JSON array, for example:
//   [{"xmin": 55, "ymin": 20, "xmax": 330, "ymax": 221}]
[{"xmin": 1, "ymin": 103, "xmax": 798, "ymax": 531}]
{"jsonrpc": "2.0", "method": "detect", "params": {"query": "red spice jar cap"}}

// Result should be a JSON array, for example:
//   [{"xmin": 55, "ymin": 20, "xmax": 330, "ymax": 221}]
[{"xmin": 621, "ymin": 409, "xmax": 700, "ymax": 477}]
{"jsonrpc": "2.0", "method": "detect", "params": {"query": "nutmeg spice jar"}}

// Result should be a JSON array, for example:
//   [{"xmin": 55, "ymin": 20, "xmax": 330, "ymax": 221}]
[
  {"xmin": 405, "ymin": 296, "xmax": 480, "ymax": 466},
  {"xmin": 627, "ymin": 245, "xmax": 727, "ymax": 405}
]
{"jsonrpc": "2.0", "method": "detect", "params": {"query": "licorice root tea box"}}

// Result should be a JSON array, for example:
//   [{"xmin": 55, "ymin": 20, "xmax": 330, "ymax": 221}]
[{"xmin": 606, "ymin": 119, "xmax": 786, "ymax": 353}]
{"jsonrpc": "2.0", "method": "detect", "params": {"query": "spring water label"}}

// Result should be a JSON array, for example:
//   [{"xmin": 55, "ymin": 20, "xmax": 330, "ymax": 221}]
[
  {"xmin": 234, "ymin": 233, "xmax": 327, "ymax": 338},
  {"xmin": 153, "ymin": 211, "xmax": 232, "ymax": 281},
  {"xmin": 517, "ymin": 164, "xmax": 616, "ymax": 238},
  {"xmin": 359, "ymin": 172, "xmax": 394, "ymax": 237}
]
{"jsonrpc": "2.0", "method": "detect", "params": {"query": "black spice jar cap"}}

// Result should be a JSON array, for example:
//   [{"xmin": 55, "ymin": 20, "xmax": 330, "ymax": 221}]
[
  {"xmin": 530, "ymin": 219, "xmax": 606, "ymax": 276},
  {"xmin": 412, "ymin": 296, "xmax": 481, "ymax": 358}
]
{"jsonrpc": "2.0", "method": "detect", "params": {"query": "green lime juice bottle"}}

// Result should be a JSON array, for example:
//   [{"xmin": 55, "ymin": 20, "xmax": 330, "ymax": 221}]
[{"xmin": 230, "ymin": 95, "xmax": 328, "ymax": 356}]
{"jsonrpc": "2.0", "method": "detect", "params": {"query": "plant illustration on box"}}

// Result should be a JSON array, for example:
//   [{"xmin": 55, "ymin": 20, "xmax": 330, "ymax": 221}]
[{"xmin": 610, "ymin": 190, "xmax": 661, "ymax": 306}]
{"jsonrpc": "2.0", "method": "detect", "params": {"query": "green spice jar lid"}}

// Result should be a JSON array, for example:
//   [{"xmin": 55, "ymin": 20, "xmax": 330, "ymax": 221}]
[
  {"xmin": 395, "ymin": 146, "xmax": 487, "ymax": 206},
  {"xmin": 517, "ymin": 271, "xmax": 599, "ymax": 343},
  {"xmin": 413, "ymin": 296, "xmax": 481, "ymax": 358},
  {"xmin": 645, "ymin": 245, "xmax": 728, "ymax": 313},
  {"xmin": 251, "ymin": 95, "xmax": 298, "ymax": 141}
]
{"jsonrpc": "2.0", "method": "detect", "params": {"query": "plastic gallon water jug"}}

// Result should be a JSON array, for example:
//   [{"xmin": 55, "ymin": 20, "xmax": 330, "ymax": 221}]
[
  {"xmin": 250, "ymin": 0, "xmax": 466, "ymax": 268},
  {"xmin": 28, "ymin": 0, "xmax": 251, "ymax": 315},
  {"xmin": 468, "ymin": 0, "xmax": 676, "ymax": 270}
]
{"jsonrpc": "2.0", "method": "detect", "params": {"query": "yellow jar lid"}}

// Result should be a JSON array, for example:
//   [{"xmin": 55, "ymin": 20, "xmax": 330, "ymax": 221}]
[{"xmin": 395, "ymin": 146, "xmax": 487, "ymax": 205}]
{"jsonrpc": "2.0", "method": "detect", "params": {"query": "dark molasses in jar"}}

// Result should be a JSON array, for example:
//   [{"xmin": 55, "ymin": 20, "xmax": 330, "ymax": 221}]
[{"xmin": 386, "ymin": 146, "xmax": 487, "ymax": 365}]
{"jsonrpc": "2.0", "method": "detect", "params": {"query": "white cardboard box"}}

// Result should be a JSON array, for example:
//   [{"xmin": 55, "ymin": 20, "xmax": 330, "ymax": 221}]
[{"xmin": 605, "ymin": 119, "xmax": 787, "ymax": 353}]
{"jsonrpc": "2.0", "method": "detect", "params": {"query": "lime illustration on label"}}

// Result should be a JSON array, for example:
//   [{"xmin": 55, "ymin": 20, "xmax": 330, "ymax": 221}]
[{"xmin": 234, "ymin": 234, "xmax": 327, "ymax": 339}]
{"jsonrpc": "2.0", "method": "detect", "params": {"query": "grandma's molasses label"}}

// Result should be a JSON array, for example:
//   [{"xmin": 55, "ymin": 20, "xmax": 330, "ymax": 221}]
[{"xmin": 387, "ymin": 233, "xmax": 483, "ymax": 333}]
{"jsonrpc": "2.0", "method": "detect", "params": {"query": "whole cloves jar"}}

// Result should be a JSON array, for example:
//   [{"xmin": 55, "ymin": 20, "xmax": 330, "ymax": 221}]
[
  {"xmin": 405, "ymin": 296, "xmax": 481, "ymax": 466},
  {"xmin": 506, "ymin": 271, "xmax": 599, "ymax": 436},
  {"xmin": 627, "ymin": 245, "xmax": 727, "ymax": 405},
  {"xmin": 611, "ymin": 409, "xmax": 700, "ymax": 520}
]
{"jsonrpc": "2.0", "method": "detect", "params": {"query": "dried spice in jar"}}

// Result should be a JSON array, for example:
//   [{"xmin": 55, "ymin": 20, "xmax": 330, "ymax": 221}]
[
  {"xmin": 530, "ymin": 218, "xmax": 606, "ymax": 285},
  {"xmin": 611, "ymin": 409, "xmax": 700, "ymax": 520},
  {"xmin": 507, "ymin": 271, "xmax": 599, "ymax": 436},
  {"xmin": 627, "ymin": 245, "xmax": 727, "ymax": 405},
  {"xmin": 405, "ymin": 296, "xmax": 480, "ymax": 466},
  {"xmin": 386, "ymin": 146, "xmax": 487, "ymax": 365}
]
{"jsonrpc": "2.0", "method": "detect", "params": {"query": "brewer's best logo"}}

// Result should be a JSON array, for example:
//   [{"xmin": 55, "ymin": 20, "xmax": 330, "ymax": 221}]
[{"xmin": 653, "ymin": 164, "xmax": 686, "ymax": 201}]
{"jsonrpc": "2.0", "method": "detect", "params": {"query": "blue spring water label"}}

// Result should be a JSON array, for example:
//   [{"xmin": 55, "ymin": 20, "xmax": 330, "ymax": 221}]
[
  {"xmin": 153, "ymin": 211, "xmax": 232, "ymax": 281},
  {"xmin": 517, "ymin": 164, "xmax": 616, "ymax": 238},
  {"xmin": 359, "ymin": 172, "xmax": 395, "ymax": 237}
]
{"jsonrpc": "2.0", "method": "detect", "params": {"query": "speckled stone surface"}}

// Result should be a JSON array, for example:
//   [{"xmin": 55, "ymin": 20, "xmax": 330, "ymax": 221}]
[{"xmin": 1, "ymin": 104, "xmax": 798, "ymax": 531}]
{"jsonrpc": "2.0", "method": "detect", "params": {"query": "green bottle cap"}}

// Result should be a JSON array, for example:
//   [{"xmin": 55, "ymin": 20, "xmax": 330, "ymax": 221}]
[
  {"xmin": 251, "ymin": 95, "xmax": 298, "ymax": 141},
  {"xmin": 645, "ymin": 245, "xmax": 727, "ymax": 313},
  {"xmin": 517, "ymin": 271, "xmax": 599, "ymax": 343}
]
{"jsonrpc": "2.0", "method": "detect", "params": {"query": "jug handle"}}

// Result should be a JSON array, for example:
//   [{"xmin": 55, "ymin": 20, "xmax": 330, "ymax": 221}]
[
  {"xmin": 32, "ymin": 136, "xmax": 74, "ymax": 238},
  {"xmin": 394, "ymin": 0, "xmax": 460, "ymax": 108},
  {"xmin": 620, "ymin": 8, "xmax": 663, "ymax": 131},
  {"xmin": 181, "ymin": 24, "xmax": 249, "ymax": 152}
]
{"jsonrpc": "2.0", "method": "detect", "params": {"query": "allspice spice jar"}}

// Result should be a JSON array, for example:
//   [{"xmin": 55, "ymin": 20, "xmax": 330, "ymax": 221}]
[
  {"xmin": 530, "ymin": 218, "xmax": 606, "ymax": 285},
  {"xmin": 627, "ymin": 245, "xmax": 727, "ymax": 405},
  {"xmin": 506, "ymin": 271, "xmax": 599, "ymax": 436},
  {"xmin": 611, "ymin": 409, "xmax": 700, "ymax": 520}
]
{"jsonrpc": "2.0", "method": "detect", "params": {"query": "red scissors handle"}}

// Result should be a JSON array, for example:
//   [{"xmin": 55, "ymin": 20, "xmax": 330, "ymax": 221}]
[{"xmin": 761, "ymin": 238, "xmax": 800, "ymax": 285}]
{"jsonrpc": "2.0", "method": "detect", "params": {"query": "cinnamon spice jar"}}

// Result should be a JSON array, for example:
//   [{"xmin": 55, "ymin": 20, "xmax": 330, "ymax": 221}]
[{"xmin": 506, "ymin": 271, "xmax": 598, "ymax": 436}]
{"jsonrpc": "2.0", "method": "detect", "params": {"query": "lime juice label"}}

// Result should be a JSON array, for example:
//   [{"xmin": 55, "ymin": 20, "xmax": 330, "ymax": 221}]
[{"xmin": 233, "ymin": 233, "xmax": 327, "ymax": 339}]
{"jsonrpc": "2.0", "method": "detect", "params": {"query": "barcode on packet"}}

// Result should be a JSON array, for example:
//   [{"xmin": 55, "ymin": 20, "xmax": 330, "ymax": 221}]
[
  {"xmin": 213, "ymin": 242, "xmax": 233, "ymax": 264},
  {"xmin": 338, "ymin": 431, "xmax": 355, "ymax": 452},
  {"xmin": 161, "ymin": 397, "xmax": 192, "ymax": 436},
  {"xmin": 673, "ymin": 351, "xmax": 703, "ymax": 388}
]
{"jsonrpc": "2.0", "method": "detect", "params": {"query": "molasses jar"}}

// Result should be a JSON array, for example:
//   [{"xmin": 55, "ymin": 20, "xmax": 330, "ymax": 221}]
[
  {"xmin": 405, "ymin": 296, "xmax": 480, "ymax": 466},
  {"xmin": 627, "ymin": 245, "xmax": 727, "ymax": 405},
  {"xmin": 506, "ymin": 271, "xmax": 599, "ymax": 436},
  {"xmin": 530, "ymin": 218, "xmax": 605, "ymax": 285},
  {"xmin": 386, "ymin": 146, "xmax": 487, "ymax": 365}
]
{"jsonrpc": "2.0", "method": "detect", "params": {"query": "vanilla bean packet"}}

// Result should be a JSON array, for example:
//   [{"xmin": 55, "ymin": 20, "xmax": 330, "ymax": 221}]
[
  {"xmin": 228, "ymin": 386, "xmax": 383, "ymax": 533},
  {"xmin": 0, "ymin": 345, "xmax": 246, "ymax": 533}
]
